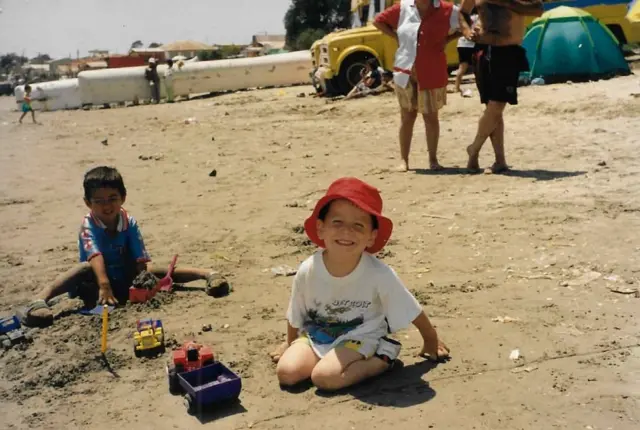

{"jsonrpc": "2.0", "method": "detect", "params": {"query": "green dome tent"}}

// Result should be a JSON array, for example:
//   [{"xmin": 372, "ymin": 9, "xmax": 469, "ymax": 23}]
[{"xmin": 521, "ymin": 6, "xmax": 630, "ymax": 83}]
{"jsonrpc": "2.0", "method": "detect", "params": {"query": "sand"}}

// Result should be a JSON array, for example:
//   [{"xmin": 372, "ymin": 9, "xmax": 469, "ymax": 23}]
[{"xmin": 1, "ymin": 66, "xmax": 639, "ymax": 430}]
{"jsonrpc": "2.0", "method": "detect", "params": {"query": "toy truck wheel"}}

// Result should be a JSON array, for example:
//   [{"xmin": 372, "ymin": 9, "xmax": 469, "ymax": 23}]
[
  {"xmin": 168, "ymin": 367, "xmax": 181, "ymax": 395},
  {"xmin": 183, "ymin": 394, "xmax": 196, "ymax": 415},
  {"xmin": 133, "ymin": 341, "xmax": 142, "ymax": 358}
]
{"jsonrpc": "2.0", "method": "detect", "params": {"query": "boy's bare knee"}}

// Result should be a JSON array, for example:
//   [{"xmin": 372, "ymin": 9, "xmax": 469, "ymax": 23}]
[
  {"xmin": 276, "ymin": 362, "xmax": 308, "ymax": 386},
  {"xmin": 310, "ymin": 366, "xmax": 345, "ymax": 391}
]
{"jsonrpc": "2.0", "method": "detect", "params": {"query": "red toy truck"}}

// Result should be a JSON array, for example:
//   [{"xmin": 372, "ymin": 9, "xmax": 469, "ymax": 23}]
[{"xmin": 167, "ymin": 341, "xmax": 215, "ymax": 394}]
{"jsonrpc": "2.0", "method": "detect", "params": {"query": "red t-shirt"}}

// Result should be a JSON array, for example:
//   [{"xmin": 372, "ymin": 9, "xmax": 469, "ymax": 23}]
[{"xmin": 375, "ymin": 2, "xmax": 454, "ymax": 90}]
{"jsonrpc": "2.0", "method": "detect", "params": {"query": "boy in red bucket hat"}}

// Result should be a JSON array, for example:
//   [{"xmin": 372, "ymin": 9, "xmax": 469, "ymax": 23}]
[{"xmin": 270, "ymin": 177, "xmax": 449, "ymax": 391}]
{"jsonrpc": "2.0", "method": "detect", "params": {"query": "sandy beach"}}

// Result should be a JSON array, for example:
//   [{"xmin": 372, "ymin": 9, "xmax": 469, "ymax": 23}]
[{"xmin": 1, "ymin": 66, "xmax": 639, "ymax": 429}]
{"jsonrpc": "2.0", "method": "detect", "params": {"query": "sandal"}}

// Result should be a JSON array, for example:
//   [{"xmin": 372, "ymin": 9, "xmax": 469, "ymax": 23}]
[
  {"xmin": 16, "ymin": 299, "xmax": 54, "ymax": 328},
  {"xmin": 205, "ymin": 272, "xmax": 231, "ymax": 298}
]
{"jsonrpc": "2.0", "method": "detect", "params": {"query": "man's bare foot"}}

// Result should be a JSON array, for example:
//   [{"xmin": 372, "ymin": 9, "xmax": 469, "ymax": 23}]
[
  {"xmin": 484, "ymin": 163, "xmax": 510, "ymax": 174},
  {"xmin": 430, "ymin": 161, "xmax": 444, "ymax": 171},
  {"xmin": 466, "ymin": 145, "xmax": 480, "ymax": 172},
  {"xmin": 395, "ymin": 161, "xmax": 409, "ymax": 172},
  {"xmin": 269, "ymin": 341, "xmax": 289, "ymax": 363}
]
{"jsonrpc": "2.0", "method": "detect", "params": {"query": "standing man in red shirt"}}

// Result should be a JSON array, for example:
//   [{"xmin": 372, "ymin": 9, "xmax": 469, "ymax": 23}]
[{"xmin": 375, "ymin": 0, "xmax": 461, "ymax": 172}]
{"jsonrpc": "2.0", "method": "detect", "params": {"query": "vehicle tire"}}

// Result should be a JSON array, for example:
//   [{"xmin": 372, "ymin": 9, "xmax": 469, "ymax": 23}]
[
  {"xmin": 133, "ymin": 341, "xmax": 142, "ymax": 358},
  {"xmin": 337, "ymin": 52, "xmax": 375, "ymax": 95},
  {"xmin": 184, "ymin": 394, "xmax": 196, "ymax": 415},
  {"xmin": 168, "ymin": 366, "xmax": 182, "ymax": 395}
]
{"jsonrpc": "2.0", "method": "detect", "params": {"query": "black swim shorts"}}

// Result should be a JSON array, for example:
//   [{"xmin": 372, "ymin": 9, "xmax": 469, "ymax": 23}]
[{"xmin": 473, "ymin": 44, "xmax": 529, "ymax": 105}]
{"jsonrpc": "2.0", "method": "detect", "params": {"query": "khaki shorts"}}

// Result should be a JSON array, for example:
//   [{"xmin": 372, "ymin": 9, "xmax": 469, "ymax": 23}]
[{"xmin": 396, "ymin": 80, "xmax": 447, "ymax": 114}]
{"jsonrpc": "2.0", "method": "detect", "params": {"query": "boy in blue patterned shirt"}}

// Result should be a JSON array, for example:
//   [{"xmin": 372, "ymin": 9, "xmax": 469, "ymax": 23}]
[{"xmin": 20, "ymin": 166, "xmax": 224, "ymax": 327}]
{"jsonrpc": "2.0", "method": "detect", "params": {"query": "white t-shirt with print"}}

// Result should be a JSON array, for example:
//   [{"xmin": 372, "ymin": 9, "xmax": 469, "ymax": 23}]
[{"xmin": 286, "ymin": 250, "xmax": 423, "ymax": 357}]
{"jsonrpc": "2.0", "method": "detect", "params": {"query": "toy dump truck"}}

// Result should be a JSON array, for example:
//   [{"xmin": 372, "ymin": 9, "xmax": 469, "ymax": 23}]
[
  {"xmin": 133, "ymin": 318, "xmax": 165, "ymax": 357},
  {"xmin": 0, "ymin": 316, "xmax": 30, "ymax": 349},
  {"xmin": 167, "ymin": 341, "xmax": 215, "ymax": 394},
  {"xmin": 180, "ymin": 362, "xmax": 242, "ymax": 415}
]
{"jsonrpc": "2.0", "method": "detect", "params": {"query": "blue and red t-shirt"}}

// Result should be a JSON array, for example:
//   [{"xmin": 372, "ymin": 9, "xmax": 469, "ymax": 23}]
[{"xmin": 78, "ymin": 208, "xmax": 151, "ymax": 285}]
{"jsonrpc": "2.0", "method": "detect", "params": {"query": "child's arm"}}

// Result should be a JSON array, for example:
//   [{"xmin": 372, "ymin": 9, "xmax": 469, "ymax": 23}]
[
  {"xmin": 89, "ymin": 255, "xmax": 118, "ymax": 305},
  {"xmin": 286, "ymin": 321, "xmax": 298, "ymax": 345},
  {"xmin": 413, "ymin": 311, "xmax": 449, "ymax": 361},
  {"xmin": 127, "ymin": 216, "xmax": 151, "ymax": 275}
]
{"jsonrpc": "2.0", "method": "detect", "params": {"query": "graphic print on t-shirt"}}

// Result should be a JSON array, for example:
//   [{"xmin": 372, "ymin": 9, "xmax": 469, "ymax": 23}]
[{"xmin": 304, "ymin": 299, "xmax": 371, "ymax": 344}]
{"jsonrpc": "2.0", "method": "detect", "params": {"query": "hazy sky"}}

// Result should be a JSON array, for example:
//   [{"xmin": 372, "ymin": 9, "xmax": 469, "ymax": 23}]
[{"xmin": 0, "ymin": 0, "xmax": 292, "ymax": 59}]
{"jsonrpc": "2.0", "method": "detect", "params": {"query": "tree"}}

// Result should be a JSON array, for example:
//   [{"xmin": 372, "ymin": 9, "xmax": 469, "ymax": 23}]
[
  {"xmin": 295, "ymin": 29, "xmax": 326, "ymax": 50},
  {"xmin": 148, "ymin": 42, "xmax": 162, "ymax": 48},
  {"xmin": 284, "ymin": 0, "xmax": 351, "ymax": 49},
  {"xmin": 130, "ymin": 40, "xmax": 143, "ymax": 50},
  {"xmin": 0, "ymin": 53, "xmax": 29, "ymax": 73}
]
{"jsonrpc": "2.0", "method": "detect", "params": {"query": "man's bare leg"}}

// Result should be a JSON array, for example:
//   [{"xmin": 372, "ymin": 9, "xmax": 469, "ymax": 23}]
[
  {"xmin": 398, "ymin": 108, "xmax": 417, "ymax": 171},
  {"xmin": 487, "ymin": 115, "xmax": 508, "ymax": 173},
  {"xmin": 423, "ymin": 111, "xmax": 442, "ymax": 170},
  {"xmin": 467, "ymin": 101, "xmax": 506, "ymax": 170}
]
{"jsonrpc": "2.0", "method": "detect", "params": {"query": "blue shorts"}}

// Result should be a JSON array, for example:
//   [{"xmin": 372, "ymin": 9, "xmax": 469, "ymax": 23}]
[{"xmin": 21, "ymin": 103, "xmax": 32, "ymax": 113}]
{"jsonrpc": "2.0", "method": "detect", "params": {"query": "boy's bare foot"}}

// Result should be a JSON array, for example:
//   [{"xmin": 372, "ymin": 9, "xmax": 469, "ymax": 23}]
[
  {"xmin": 466, "ymin": 145, "xmax": 480, "ymax": 172},
  {"xmin": 269, "ymin": 341, "xmax": 289, "ymax": 363},
  {"xmin": 430, "ymin": 162, "xmax": 444, "ymax": 171},
  {"xmin": 484, "ymin": 163, "xmax": 510, "ymax": 174}
]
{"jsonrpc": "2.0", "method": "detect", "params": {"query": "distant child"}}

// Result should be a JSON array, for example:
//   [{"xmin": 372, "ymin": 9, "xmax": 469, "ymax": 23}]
[
  {"xmin": 145, "ymin": 58, "xmax": 160, "ymax": 103},
  {"xmin": 18, "ymin": 166, "xmax": 226, "ymax": 327},
  {"xmin": 19, "ymin": 84, "xmax": 37, "ymax": 124},
  {"xmin": 270, "ymin": 177, "xmax": 449, "ymax": 391},
  {"xmin": 164, "ymin": 59, "xmax": 175, "ymax": 103}
]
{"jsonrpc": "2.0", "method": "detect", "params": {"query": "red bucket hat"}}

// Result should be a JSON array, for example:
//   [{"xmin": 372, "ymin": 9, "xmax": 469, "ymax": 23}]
[{"xmin": 304, "ymin": 177, "xmax": 393, "ymax": 254}]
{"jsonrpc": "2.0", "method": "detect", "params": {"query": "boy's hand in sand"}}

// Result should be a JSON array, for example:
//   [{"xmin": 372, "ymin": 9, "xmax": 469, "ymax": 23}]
[
  {"xmin": 98, "ymin": 282, "xmax": 118, "ymax": 305},
  {"xmin": 420, "ymin": 339, "xmax": 450, "ymax": 362},
  {"xmin": 269, "ymin": 341, "xmax": 289, "ymax": 363}
]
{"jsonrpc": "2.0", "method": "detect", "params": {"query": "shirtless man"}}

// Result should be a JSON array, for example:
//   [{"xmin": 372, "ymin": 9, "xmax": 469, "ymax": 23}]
[{"xmin": 459, "ymin": 0, "xmax": 542, "ymax": 173}]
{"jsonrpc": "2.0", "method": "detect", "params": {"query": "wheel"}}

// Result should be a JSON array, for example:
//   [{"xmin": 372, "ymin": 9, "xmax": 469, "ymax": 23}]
[
  {"xmin": 167, "ymin": 367, "xmax": 182, "ymax": 395},
  {"xmin": 336, "ymin": 52, "xmax": 374, "ymax": 95},
  {"xmin": 183, "ymin": 394, "xmax": 196, "ymax": 415},
  {"xmin": 133, "ymin": 341, "xmax": 142, "ymax": 358}
]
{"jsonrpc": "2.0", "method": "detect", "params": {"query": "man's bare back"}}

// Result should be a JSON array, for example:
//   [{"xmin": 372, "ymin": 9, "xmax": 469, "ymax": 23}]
[{"xmin": 473, "ymin": 0, "xmax": 526, "ymax": 46}]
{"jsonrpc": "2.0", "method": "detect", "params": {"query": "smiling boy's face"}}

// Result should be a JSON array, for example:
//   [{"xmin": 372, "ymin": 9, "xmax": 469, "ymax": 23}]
[
  {"xmin": 85, "ymin": 187, "xmax": 125, "ymax": 227},
  {"xmin": 316, "ymin": 199, "xmax": 378, "ymax": 258}
]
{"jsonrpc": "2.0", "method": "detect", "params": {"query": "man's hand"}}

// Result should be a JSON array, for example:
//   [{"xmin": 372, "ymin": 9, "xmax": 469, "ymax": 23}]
[
  {"xmin": 98, "ymin": 282, "xmax": 118, "ymax": 305},
  {"xmin": 420, "ymin": 339, "xmax": 450, "ymax": 362},
  {"xmin": 269, "ymin": 341, "xmax": 289, "ymax": 363}
]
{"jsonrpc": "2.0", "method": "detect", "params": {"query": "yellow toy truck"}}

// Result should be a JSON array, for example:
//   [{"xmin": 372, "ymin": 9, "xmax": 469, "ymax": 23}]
[{"xmin": 133, "ymin": 318, "xmax": 165, "ymax": 357}]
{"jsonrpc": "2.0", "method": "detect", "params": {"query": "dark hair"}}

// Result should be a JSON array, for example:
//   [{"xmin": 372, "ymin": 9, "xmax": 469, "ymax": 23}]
[
  {"xmin": 166, "ymin": 59, "xmax": 174, "ymax": 66},
  {"xmin": 366, "ymin": 58, "xmax": 380, "ymax": 69},
  {"xmin": 25, "ymin": 84, "xmax": 31, "ymax": 91},
  {"xmin": 83, "ymin": 166, "xmax": 127, "ymax": 201},
  {"xmin": 318, "ymin": 200, "xmax": 379, "ymax": 230}
]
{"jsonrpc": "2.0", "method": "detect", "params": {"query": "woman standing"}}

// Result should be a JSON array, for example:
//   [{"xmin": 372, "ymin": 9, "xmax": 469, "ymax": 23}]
[{"xmin": 374, "ymin": 0, "xmax": 461, "ymax": 171}]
